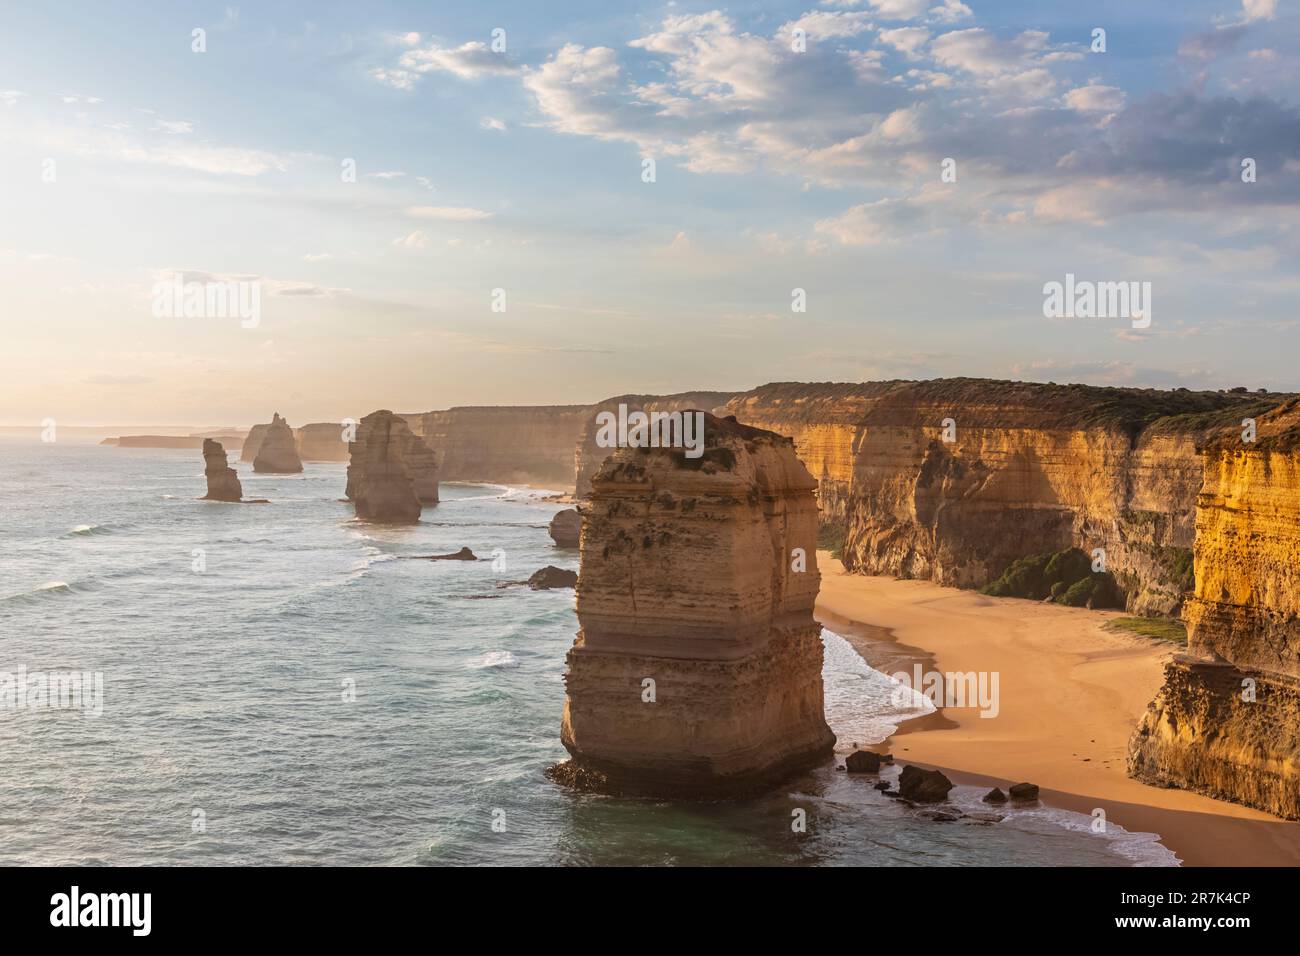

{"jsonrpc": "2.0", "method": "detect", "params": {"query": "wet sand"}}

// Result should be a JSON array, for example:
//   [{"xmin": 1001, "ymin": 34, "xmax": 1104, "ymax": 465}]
[{"xmin": 815, "ymin": 554, "xmax": 1300, "ymax": 867}]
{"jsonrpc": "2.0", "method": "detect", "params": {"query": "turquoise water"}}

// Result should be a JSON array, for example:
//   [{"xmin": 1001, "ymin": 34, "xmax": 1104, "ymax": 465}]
[{"xmin": 0, "ymin": 438, "xmax": 1177, "ymax": 866}]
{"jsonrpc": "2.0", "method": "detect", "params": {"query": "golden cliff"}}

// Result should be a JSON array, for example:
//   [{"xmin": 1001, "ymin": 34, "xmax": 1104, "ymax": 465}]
[
  {"xmin": 1129, "ymin": 399, "xmax": 1300, "ymax": 818},
  {"xmin": 552, "ymin": 413, "xmax": 835, "ymax": 796},
  {"xmin": 723, "ymin": 380, "xmax": 1275, "ymax": 615}
]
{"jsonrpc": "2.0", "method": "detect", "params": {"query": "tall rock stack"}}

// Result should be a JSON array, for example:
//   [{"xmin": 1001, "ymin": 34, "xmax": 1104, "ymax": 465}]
[
  {"xmin": 554, "ymin": 412, "xmax": 835, "ymax": 797},
  {"xmin": 345, "ymin": 410, "xmax": 432, "ymax": 523},
  {"xmin": 239, "ymin": 423, "xmax": 269, "ymax": 462},
  {"xmin": 200, "ymin": 439, "xmax": 243, "ymax": 502},
  {"xmin": 252, "ymin": 413, "xmax": 304, "ymax": 474},
  {"xmin": 572, "ymin": 391, "xmax": 736, "ymax": 497},
  {"xmin": 1129, "ymin": 398, "xmax": 1300, "ymax": 819}
]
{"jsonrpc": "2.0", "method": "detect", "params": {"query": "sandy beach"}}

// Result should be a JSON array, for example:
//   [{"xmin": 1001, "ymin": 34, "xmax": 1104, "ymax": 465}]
[{"xmin": 815, "ymin": 553, "xmax": 1300, "ymax": 867}]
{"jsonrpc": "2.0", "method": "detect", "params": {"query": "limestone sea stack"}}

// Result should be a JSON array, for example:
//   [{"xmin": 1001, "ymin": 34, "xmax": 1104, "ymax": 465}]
[
  {"xmin": 200, "ymin": 439, "xmax": 243, "ymax": 502},
  {"xmin": 252, "ymin": 413, "xmax": 303, "ymax": 474},
  {"xmin": 1128, "ymin": 398, "xmax": 1300, "ymax": 818},
  {"xmin": 553, "ymin": 412, "xmax": 836, "ymax": 797},
  {"xmin": 345, "ymin": 410, "xmax": 428, "ymax": 524}
]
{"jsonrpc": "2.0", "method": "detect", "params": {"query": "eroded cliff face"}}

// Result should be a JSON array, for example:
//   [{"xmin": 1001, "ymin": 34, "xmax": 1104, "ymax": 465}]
[
  {"xmin": 1129, "ymin": 400, "xmax": 1300, "ymax": 817},
  {"xmin": 295, "ymin": 423, "xmax": 349, "ymax": 462},
  {"xmin": 554, "ymin": 413, "xmax": 835, "ymax": 797},
  {"xmin": 723, "ymin": 380, "xmax": 1274, "ymax": 615},
  {"xmin": 410, "ymin": 406, "xmax": 590, "ymax": 488},
  {"xmin": 346, "ymin": 410, "xmax": 426, "ymax": 524},
  {"xmin": 571, "ymin": 392, "xmax": 737, "ymax": 497},
  {"xmin": 200, "ymin": 439, "xmax": 242, "ymax": 502}
]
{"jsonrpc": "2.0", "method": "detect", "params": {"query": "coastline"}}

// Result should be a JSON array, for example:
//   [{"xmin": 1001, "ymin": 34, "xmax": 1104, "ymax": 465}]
[{"xmin": 815, "ymin": 553, "xmax": 1300, "ymax": 867}]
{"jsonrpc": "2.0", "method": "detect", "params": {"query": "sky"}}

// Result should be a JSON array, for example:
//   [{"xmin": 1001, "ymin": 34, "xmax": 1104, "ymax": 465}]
[{"xmin": 1, "ymin": 0, "xmax": 1298, "ymax": 425}]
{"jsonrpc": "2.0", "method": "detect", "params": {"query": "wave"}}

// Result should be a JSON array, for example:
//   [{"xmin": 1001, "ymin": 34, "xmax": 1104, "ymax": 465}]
[
  {"xmin": 466, "ymin": 651, "xmax": 519, "ymax": 669},
  {"xmin": 2, "ymin": 580, "xmax": 75, "ymax": 603},
  {"xmin": 65, "ymin": 524, "xmax": 111, "ymax": 537},
  {"xmin": 821, "ymin": 628, "xmax": 935, "ymax": 748}
]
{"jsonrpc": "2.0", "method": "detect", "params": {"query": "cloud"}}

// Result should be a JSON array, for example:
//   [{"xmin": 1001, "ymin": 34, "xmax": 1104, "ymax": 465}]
[
  {"xmin": 1, "ymin": 90, "xmax": 23, "ymax": 107},
  {"xmin": 392, "ymin": 230, "xmax": 428, "ymax": 249},
  {"xmin": 480, "ymin": 116, "xmax": 506, "ymax": 131},
  {"xmin": 878, "ymin": 27, "xmax": 931, "ymax": 57},
  {"xmin": 783, "ymin": 11, "xmax": 876, "ymax": 40},
  {"xmin": 1064, "ymin": 83, "xmax": 1126, "ymax": 113},
  {"xmin": 372, "ymin": 39, "xmax": 519, "ymax": 88},
  {"xmin": 1242, "ymin": 0, "xmax": 1278, "ymax": 23},
  {"xmin": 406, "ymin": 205, "xmax": 492, "ymax": 221},
  {"xmin": 365, "ymin": 170, "xmax": 405, "ymax": 179}
]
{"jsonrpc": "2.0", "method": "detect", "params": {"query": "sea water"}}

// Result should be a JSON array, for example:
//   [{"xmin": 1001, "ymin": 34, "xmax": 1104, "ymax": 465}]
[{"xmin": 0, "ymin": 438, "xmax": 1177, "ymax": 866}]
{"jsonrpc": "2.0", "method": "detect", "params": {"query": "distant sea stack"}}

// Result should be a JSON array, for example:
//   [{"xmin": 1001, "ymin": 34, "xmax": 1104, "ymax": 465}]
[
  {"xmin": 252, "ymin": 414, "xmax": 304, "ymax": 474},
  {"xmin": 345, "ymin": 410, "xmax": 434, "ymax": 523},
  {"xmin": 200, "ymin": 439, "xmax": 242, "ymax": 502},
  {"xmin": 1129, "ymin": 398, "xmax": 1300, "ymax": 819},
  {"xmin": 553, "ymin": 412, "xmax": 835, "ymax": 797}
]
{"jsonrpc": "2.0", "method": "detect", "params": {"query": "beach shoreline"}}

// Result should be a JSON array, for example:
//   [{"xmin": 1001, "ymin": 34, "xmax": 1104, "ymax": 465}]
[{"xmin": 814, "ymin": 553, "xmax": 1300, "ymax": 868}]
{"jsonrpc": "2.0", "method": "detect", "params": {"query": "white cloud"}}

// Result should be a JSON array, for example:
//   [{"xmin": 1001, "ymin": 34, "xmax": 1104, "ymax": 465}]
[
  {"xmin": 0, "ymin": 90, "xmax": 23, "ymax": 107},
  {"xmin": 929, "ymin": 0, "xmax": 973, "ymax": 24},
  {"xmin": 374, "ymin": 39, "xmax": 520, "ymax": 88},
  {"xmin": 365, "ymin": 170, "xmax": 406, "ymax": 179},
  {"xmin": 480, "ymin": 116, "xmax": 507, "ymax": 131},
  {"xmin": 930, "ymin": 28, "xmax": 1049, "ymax": 75},
  {"xmin": 1064, "ymin": 83, "xmax": 1126, "ymax": 113},
  {"xmin": 878, "ymin": 27, "xmax": 931, "ymax": 57},
  {"xmin": 392, "ymin": 230, "xmax": 428, "ymax": 249},
  {"xmin": 152, "ymin": 119, "xmax": 194, "ymax": 134},
  {"xmin": 784, "ymin": 11, "xmax": 875, "ymax": 40},
  {"xmin": 406, "ymin": 205, "xmax": 492, "ymax": 221},
  {"xmin": 1242, "ymin": 0, "xmax": 1278, "ymax": 23}
]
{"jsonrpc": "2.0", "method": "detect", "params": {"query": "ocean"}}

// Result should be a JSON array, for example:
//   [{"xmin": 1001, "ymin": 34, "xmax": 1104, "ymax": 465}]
[{"xmin": 0, "ymin": 438, "xmax": 1178, "ymax": 866}]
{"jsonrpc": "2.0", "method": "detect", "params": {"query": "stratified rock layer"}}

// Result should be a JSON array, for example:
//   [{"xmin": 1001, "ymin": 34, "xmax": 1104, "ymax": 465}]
[
  {"xmin": 1129, "ymin": 399, "xmax": 1300, "ymax": 818},
  {"xmin": 346, "ymin": 410, "xmax": 423, "ymax": 524},
  {"xmin": 557, "ymin": 413, "xmax": 835, "ymax": 797},
  {"xmin": 200, "ymin": 439, "xmax": 242, "ymax": 502},
  {"xmin": 252, "ymin": 413, "xmax": 303, "ymax": 474},
  {"xmin": 723, "ymin": 380, "xmax": 1283, "ymax": 615}
]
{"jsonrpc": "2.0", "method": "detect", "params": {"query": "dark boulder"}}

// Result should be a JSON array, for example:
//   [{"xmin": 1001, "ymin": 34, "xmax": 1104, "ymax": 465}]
[
  {"xmin": 845, "ymin": 751, "xmax": 884, "ymax": 773},
  {"xmin": 528, "ymin": 566, "xmax": 578, "ymax": 590},
  {"xmin": 898, "ymin": 765, "xmax": 953, "ymax": 803},
  {"xmin": 982, "ymin": 787, "xmax": 1008, "ymax": 804},
  {"xmin": 1009, "ymin": 782, "xmax": 1040, "ymax": 801},
  {"xmin": 548, "ymin": 509, "xmax": 582, "ymax": 549}
]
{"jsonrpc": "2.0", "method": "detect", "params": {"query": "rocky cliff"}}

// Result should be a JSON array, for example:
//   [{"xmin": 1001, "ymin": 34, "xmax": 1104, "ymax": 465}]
[
  {"xmin": 723, "ymin": 380, "xmax": 1279, "ymax": 615},
  {"xmin": 553, "ymin": 413, "xmax": 835, "ymax": 797},
  {"xmin": 1129, "ymin": 399, "xmax": 1300, "ymax": 817},
  {"xmin": 346, "ymin": 410, "xmax": 424, "ymax": 524},
  {"xmin": 571, "ymin": 391, "xmax": 738, "ymax": 497},
  {"xmin": 200, "ymin": 439, "xmax": 242, "ymax": 502},
  {"xmin": 251, "ymin": 414, "xmax": 304, "ymax": 474},
  {"xmin": 408, "ymin": 406, "xmax": 591, "ymax": 488},
  {"xmin": 295, "ymin": 423, "xmax": 349, "ymax": 462}
]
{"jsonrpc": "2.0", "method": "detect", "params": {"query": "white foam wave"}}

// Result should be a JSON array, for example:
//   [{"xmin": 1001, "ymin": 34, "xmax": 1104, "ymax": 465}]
[{"xmin": 466, "ymin": 651, "xmax": 518, "ymax": 669}]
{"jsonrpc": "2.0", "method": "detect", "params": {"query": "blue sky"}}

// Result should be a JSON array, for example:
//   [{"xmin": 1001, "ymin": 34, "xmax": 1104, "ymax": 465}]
[{"xmin": 1, "ymin": 0, "xmax": 1297, "ymax": 424}]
